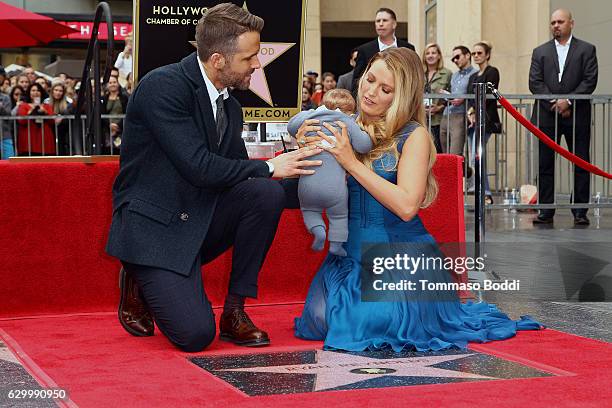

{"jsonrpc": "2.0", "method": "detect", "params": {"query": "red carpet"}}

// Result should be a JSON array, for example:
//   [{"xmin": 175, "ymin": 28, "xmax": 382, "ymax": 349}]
[
  {"xmin": 3, "ymin": 157, "xmax": 602, "ymax": 406},
  {"xmin": 0, "ymin": 156, "xmax": 465, "ymax": 317},
  {"xmin": 1, "ymin": 305, "xmax": 611, "ymax": 407}
]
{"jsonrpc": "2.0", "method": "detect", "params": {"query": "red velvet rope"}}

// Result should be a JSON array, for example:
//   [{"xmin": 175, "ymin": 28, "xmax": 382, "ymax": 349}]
[{"xmin": 496, "ymin": 95, "xmax": 612, "ymax": 180}]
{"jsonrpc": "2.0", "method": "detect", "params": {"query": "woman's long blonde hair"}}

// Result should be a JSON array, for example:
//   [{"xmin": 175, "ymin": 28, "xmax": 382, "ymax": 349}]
[
  {"xmin": 50, "ymin": 78, "xmax": 68, "ymax": 114},
  {"xmin": 356, "ymin": 47, "xmax": 438, "ymax": 208}
]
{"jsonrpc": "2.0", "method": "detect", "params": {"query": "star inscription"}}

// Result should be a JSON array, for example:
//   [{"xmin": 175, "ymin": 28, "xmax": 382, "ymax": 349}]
[
  {"xmin": 189, "ymin": 40, "xmax": 295, "ymax": 106},
  {"xmin": 219, "ymin": 350, "xmax": 496, "ymax": 391}
]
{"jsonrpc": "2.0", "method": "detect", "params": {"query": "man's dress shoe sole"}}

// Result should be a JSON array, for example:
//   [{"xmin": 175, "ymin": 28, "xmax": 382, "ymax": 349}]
[{"xmin": 219, "ymin": 333, "xmax": 270, "ymax": 347}]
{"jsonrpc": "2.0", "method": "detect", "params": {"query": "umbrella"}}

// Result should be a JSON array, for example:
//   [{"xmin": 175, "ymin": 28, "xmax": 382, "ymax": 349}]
[{"xmin": 0, "ymin": 1, "xmax": 78, "ymax": 48}]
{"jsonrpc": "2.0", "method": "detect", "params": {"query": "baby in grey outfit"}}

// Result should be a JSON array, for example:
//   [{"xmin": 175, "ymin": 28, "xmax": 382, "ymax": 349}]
[{"xmin": 287, "ymin": 89, "xmax": 372, "ymax": 256}]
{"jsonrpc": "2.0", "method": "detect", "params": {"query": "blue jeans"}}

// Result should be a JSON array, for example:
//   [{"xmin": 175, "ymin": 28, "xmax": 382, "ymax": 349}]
[
  {"xmin": 1, "ymin": 138, "xmax": 15, "ymax": 160},
  {"xmin": 468, "ymin": 128, "xmax": 491, "ymax": 195}
]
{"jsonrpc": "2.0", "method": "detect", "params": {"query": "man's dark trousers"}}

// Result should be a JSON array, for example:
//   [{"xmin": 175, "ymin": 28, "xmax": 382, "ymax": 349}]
[
  {"xmin": 538, "ymin": 121, "xmax": 590, "ymax": 218},
  {"xmin": 122, "ymin": 178, "xmax": 286, "ymax": 352}
]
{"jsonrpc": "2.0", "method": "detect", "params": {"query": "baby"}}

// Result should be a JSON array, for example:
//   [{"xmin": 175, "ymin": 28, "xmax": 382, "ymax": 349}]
[{"xmin": 287, "ymin": 89, "xmax": 372, "ymax": 256}]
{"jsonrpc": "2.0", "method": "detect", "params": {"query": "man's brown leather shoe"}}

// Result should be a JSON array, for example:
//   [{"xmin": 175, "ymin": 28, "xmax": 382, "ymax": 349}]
[
  {"xmin": 219, "ymin": 308, "xmax": 270, "ymax": 347},
  {"xmin": 118, "ymin": 267, "xmax": 154, "ymax": 337}
]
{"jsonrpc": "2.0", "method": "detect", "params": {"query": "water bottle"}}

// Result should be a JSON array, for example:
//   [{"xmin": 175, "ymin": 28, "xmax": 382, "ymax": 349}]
[
  {"xmin": 503, "ymin": 187, "xmax": 510, "ymax": 212},
  {"xmin": 594, "ymin": 192, "xmax": 601, "ymax": 217},
  {"xmin": 510, "ymin": 188, "xmax": 518, "ymax": 214}
]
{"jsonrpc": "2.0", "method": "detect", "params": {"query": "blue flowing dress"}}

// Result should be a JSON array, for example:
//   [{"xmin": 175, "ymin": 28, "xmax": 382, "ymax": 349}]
[{"xmin": 294, "ymin": 123, "xmax": 542, "ymax": 352}]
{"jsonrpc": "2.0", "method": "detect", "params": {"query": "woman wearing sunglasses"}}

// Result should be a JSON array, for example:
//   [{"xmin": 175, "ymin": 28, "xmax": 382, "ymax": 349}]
[{"xmin": 466, "ymin": 41, "xmax": 501, "ymax": 205}]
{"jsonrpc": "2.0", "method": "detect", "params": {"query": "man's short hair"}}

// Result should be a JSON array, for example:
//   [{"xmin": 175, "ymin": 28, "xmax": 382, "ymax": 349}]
[
  {"xmin": 376, "ymin": 7, "xmax": 397, "ymax": 21},
  {"xmin": 453, "ymin": 45, "xmax": 471, "ymax": 56},
  {"xmin": 196, "ymin": 3, "xmax": 264, "ymax": 62}
]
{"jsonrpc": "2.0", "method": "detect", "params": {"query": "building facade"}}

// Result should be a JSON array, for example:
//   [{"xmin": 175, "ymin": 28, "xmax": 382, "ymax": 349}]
[{"xmin": 307, "ymin": 0, "xmax": 611, "ymax": 94}]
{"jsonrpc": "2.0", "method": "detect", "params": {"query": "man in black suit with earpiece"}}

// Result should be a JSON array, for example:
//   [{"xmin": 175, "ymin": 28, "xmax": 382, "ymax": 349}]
[
  {"xmin": 530, "ymin": 8, "xmax": 598, "ymax": 226},
  {"xmin": 351, "ymin": 8, "xmax": 415, "ymax": 96}
]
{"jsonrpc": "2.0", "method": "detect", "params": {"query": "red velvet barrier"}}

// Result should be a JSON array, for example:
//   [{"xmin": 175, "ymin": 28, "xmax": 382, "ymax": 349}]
[{"xmin": 0, "ymin": 154, "xmax": 464, "ymax": 317}]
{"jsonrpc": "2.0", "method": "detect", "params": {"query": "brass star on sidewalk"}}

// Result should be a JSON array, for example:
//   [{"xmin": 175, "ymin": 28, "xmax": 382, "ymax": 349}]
[{"xmin": 219, "ymin": 350, "xmax": 496, "ymax": 391}]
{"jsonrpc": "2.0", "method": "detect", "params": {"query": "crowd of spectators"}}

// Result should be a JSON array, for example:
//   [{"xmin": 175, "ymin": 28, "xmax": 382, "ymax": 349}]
[{"xmin": 0, "ymin": 35, "xmax": 134, "ymax": 158}]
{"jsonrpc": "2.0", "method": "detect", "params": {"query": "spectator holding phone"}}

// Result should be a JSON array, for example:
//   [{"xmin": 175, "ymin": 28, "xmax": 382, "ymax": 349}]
[
  {"xmin": 114, "ymin": 33, "xmax": 133, "ymax": 87},
  {"xmin": 17, "ymin": 83, "xmax": 55, "ymax": 155}
]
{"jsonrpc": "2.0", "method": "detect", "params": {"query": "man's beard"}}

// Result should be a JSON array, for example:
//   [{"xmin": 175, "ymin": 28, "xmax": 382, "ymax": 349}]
[{"xmin": 219, "ymin": 65, "xmax": 254, "ymax": 90}]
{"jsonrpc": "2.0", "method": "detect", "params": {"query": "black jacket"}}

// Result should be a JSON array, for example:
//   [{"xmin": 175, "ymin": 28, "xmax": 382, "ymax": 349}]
[
  {"xmin": 102, "ymin": 92, "xmax": 129, "ymax": 133},
  {"xmin": 351, "ymin": 38, "xmax": 415, "ymax": 95},
  {"xmin": 467, "ymin": 65, "xmax": 501, "ymax": 134},
  {"xmin": 105, "ymin": 52, "xmax": 269, "ymax": 274},
  {"xmin": 529, "ymin": 37, "xmax": 598, "ymax": 128}
]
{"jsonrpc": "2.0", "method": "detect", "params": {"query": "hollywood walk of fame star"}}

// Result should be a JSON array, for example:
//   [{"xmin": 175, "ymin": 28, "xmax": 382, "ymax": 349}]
[
  {"xmin": 189, "ymin": 40, "xmax": 295, "ymax": 106},
  {"xmin": 218, "ymin": 350, "xmax": 496, "ymax": 392}
]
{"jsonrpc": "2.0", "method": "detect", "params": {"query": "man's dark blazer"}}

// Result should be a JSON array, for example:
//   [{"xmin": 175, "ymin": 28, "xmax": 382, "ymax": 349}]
[
  {"xmin": 336, "ymin": 69, "xmax": 354, "ymax": 91},
  {"xmin": 529, "ymin": 37, "xmax": 598, "ymax": 129},
  {"xmin": 106, "ymin": 52, "xmax": 269, "ymax": 275},
  {"xmin": 351, "ymin": 38, "xmax": 415, "ymax": 95}
]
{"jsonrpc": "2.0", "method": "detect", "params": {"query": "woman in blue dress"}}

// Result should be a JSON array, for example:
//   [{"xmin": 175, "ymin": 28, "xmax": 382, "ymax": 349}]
[{"xmin": 292, "ymin": 47, "xmax": 541, "ymax": 352}]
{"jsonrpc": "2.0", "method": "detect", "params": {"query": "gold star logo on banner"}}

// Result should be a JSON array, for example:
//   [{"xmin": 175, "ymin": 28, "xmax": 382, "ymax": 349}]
[{"xmin": 190, "ymin": 40, "xmax": 295, "ymax": 106}]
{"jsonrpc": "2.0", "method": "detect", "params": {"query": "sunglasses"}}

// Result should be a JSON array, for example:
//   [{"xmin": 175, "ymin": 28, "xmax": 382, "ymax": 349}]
[
  {"xmin": 472, "ymin": 51, "xmax": 484, "ymax": 56},
  {"xmin": 451, "ymin": 55, "xmax": 461, "ymax": 63}
]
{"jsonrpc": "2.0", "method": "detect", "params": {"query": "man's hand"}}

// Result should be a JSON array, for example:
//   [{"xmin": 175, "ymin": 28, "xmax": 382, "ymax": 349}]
[
  {"xmin": 550, "ymin": 99, "xmax": 572, "ymax": 117},
  {"xmin": 450, "ymin": 98, "xmax": 464, "ymax": 107},
  {"xmin": 267, "ymin": 146, "xmax": 323, "ymax": 178},
  {"xmin": 467, "ymin": 112, "xmax": 476, "ymax": 127}
]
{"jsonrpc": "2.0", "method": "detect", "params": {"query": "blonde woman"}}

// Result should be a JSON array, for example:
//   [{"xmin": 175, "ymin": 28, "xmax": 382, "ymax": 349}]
[
  {"xmin": 46, "ymin": 78, "xmax": 73, "ymax": 155},
  {"xmin": 422, "ymin": 43, "xmax": 451, "ymax": 152},
  {"xmin": 293, "ymin": 47, "xmax": 541, "ymax": 351}
]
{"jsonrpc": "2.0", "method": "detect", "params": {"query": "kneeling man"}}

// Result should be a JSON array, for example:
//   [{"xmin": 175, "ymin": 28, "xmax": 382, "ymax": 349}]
[{"xmin": 106, "ymin": 3, "xmax": 321, "ymax": 352}]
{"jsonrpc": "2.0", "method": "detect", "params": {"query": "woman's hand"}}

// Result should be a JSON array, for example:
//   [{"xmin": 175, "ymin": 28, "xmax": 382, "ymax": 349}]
[
  {"xmin": 318, "ymin": 121, "xmax": 359, "ymax": 171},
  {"xmin": 467, "ymin": 112, "xmax": 475, "ymax": 127},
  {"xmin": 295, "ymin": 118, "xmax": 322, "ymax": 148}
]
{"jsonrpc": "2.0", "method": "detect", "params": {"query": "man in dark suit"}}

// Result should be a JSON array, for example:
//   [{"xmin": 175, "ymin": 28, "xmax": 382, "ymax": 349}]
[
  {"xmin": 529, "ymin": 9, "xmax": 598, "ymax": 226},
  {"xmin": 351, "ymin": 8, "xmax": 415, "ymax": 95},
  {"xmin": 106, "ymin": 3, "xmax": 322, "ymax": 352},
  {"xmin": 336, "ymin": 48, "xmax": 358, "ymax": 91}
]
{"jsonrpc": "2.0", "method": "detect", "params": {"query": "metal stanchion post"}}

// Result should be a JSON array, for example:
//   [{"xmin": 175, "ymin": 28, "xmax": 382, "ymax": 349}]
[
  {"xmin": 470, "ymin": 83, "xmax": 492, "ymax": 302},
  {"xmin": 475, "ymin": 82, "xmax": 486, "ymax": 245}
]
